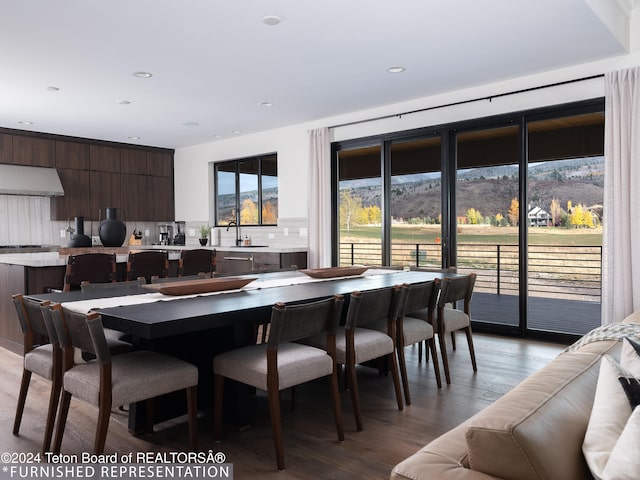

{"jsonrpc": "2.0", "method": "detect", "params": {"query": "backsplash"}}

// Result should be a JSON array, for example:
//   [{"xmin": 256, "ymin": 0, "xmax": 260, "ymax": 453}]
[{"xmin": 0, "ymin": 195, "xmax": 308, "ymax": 249}]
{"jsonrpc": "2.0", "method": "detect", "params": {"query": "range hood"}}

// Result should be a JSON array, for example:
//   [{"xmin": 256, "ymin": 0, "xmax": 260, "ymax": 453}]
[{"xmin": 0, "ymin": 164, "xmax": 64, "ymax": 196}]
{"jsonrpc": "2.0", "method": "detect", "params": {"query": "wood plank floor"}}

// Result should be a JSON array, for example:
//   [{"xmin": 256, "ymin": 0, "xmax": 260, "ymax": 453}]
[{"xmin": 0, "ymin": 334, "xmax": 565, "ymax": 479}]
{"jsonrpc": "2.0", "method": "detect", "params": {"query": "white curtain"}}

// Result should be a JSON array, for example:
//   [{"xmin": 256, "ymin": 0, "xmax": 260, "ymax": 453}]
[
  {"xmin": 308, "ymin": 127, "xmax": 332, "ymax": 268},
  {"xmin": 602, "ymin": 67, "xmax": 640, "ymax": 324}
]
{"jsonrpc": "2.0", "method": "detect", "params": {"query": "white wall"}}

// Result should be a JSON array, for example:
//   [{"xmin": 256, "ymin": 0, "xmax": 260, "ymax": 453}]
[{"xmin": 174, "ymin": 51, "xmax": 640, "ymax": 248}]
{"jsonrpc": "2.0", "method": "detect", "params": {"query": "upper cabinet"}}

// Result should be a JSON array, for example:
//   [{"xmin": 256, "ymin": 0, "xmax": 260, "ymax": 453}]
[
  {"xmin": 89, "ymin": 145, "xmax": 121, "ymax": 172},
  {"xmin": 12, "ymin": 135, "xmax": 54, "ymax": 167},
  {"xmin": 0, "ymin": 133, "xmax": 12, "ymax": 163},
  {"xmin": 121, "ymin": 148, "xmax": 147, "ymax": 175},
  {"xmin": 147, "ymin": 150, "xmax": 173, "ymax": 177},
  {"xmin": 55, "ymin": 141, "xmax": 89, "ymax": 170}
]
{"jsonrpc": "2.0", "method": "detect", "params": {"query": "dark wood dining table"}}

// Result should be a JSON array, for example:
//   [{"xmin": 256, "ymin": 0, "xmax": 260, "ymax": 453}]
[{"xmin": 28, "ymin": 268, "xmax": 453, "ymax": 431}]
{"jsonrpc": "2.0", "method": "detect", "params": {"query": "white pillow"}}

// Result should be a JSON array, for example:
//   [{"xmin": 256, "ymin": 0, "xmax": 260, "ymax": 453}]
[
  {"xmin": 601, "ymin": 406, "xmax": 640, "ymax": 480},
  {"xmin": 583, "ymin": 337, "xmax": 640, "ymax": 480}
]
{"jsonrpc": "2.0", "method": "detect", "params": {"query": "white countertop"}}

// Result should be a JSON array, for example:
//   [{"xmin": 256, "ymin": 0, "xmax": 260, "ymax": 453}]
[{"xmin": 0, "ymin": 245, "xmax": 307, "ymax": 267}]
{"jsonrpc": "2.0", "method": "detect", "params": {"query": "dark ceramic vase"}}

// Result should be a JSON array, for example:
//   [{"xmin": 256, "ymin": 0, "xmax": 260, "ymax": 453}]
[
  {"xmin": 99, "ymin": 208, "xmax": 126, "ymax": 247},
  {"xmin": 199, "ymin": 238, "xmax": 209, "ymax": 246},
  {"xmin": 68, "ymin": 216, "xmax": 91, "ymax": 247}
]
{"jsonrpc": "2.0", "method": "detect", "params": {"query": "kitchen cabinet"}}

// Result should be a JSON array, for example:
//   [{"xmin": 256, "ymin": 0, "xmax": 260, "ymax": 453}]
[
  {"xmin": 55, "ymin": 141, "xmax": 89, "ymax": 170},
  {"xmin": 121, "ymin": 148, "xmax": 147, "ymax": 175},
  {"xmin": 121, "ymin": 174, "xmax": 148, "ymax": 220},
  {"xmin": 51, "ymin": 168, "xmax": 92, "ymax": 219},
  {"xmin": 90, "ymin": 171, "xmax": 122, "ymax": 221},
  {"xmin": 0, "ymin": 133, "xmax": 12, "ymax": 163},
  {"xmin": 149, "ymin": 175, "xmax": 174, "ymax": 221},
  {"xmin": 12, "ymin": 135, "xmax": 55, "ymax": 167},
  {"xmin": 147, "ymin": 150, "xmax": 173, "ymax": 177},
  {"xmin": 90, "ymin": 144, "xmax": 121, "ymax": 172},
  {"xmin": 215, "ymin": 250, "xmax": 307, "ymax": 274}
]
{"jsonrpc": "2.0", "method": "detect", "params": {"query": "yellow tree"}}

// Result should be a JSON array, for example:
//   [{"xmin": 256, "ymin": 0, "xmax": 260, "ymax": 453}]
[
  {"xmin": 569, "ymin": 204, "xmax": 584, "ymax": 227},
  {"xmin": 495, "ymin": 212, "xmax": 504, "ymax": 226},
  {"xmin": 466, "ymin": 208, "xmax": 482, "ymax": 224},
  {"xmin": 240, "ymin": 198, "xmax": 258, "ymax": 224},
  {"xmin": 583, "ymin": 206, "xmax": 595, "ymax": 228},
  {"xmin": 340, "ymin": 189, "xmax": 363, "ymax": 232},
  {"xmin": 262, "ymin": 201, "xmax": 277, "ymax": 224},
  {"xmin": 507, "ymin": 198, "xmax": 519, "ymax": 226}
]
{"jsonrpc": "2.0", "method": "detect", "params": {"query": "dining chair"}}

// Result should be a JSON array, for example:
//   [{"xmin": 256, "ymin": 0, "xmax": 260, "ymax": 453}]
[
  {"xmin": 150, "ymin": 273, "xmax": 208, "ymax": 283},
  {"xmin": 179, "ymin": 249, "xmax": 215, "ymax": 277},
  {"xmin": 11, "ymin": 294, "xmax": 60, "ymax": 453},
  {"xmin": 302, "ymin": 285, "xmax": 405, "ymax": 431},
  {"xmin": 50, "ymin": 304, "xmax": 199, "ymax": 454},
  {"xmin": 372, "ymin": 280, "xmax": 442, "ymax": 405},
  {"xmin": 213, "ymin": 295, "xmax": 345, "ymax": 470},
  {"xmin": 126, "ymin": 250, "xmax": 169, "ymax": 283},
  {"xmin": 80, "ymin": 277, "xmax": 146, "ymax": 292},
  {"xmin": 433, "ymin": 273, "xmax": 478, "ymax": 384},
  {"xmin": 63, "ymin": 253, "xmax": 117, "ymax": 292}
]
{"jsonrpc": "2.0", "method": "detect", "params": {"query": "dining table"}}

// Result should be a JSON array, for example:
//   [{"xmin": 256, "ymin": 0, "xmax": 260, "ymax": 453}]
[{"xmin": 27, "ymin": 267, "xmax": 455, "ymax": 432}]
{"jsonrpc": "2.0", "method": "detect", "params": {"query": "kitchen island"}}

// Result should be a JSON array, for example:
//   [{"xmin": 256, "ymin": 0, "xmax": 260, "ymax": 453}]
[{"xmin": 0, "ymin": 245, "xmax": 307, "ymax": 352}]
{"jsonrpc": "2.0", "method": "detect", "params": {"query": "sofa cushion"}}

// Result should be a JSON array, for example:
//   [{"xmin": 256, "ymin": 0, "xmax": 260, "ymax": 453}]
[
  {"xmin": 582, "ymin": 339, "xmax": 640, "ymax": 479},
  {"xmin": 465, "ymin": 352, "xmax": 601, "ymax": 480}
]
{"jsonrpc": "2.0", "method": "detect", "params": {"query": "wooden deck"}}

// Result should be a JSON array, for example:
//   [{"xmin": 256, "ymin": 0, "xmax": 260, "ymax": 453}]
[
  {"xmin": 0, "ymin": 333, "xmax": 564, "ymax": 479},
  {"xmin": 472, "ymin": 291, "xmax": 601, "ymax": 335}
]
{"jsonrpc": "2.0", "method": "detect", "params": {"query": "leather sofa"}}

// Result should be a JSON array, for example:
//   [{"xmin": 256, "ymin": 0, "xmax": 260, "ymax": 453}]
[{"xmin": 390, "ymin": 311, "xmax": 640, "ymax": 480}]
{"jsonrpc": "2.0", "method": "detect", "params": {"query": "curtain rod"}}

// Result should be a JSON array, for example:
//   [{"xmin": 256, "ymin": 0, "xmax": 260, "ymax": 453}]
[{"xmin": 328, "ymin": 73, "xmax": 605, "ymax": 130}]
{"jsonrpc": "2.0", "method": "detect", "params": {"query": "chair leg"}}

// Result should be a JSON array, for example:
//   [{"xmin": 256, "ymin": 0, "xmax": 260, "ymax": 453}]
[
  {"xmin": 267, "ymin": 385, "xmax": 285, "ymax": 470},
  {"xmin": 328, "ymin": 370, "xmax": 345, "ymax": 442},
  {"xmin": 387, "ymin": 352, "xmax": 404, "ymax": 411},
  {"xmin": 13, "ymin": 369, "xmax": 31, "ymax": 435},
  {"xmin": 397, "ymin": 345, "xmax": 411, "ymax": 406},
  {"xmin": 213, "ymin": 374, "xmax": 224, "ymax": 441},
  {"xmin": 43, "ymin": 377, "xmax": 62, "ymax": 453},
  {"xmin": 438, "ymin": 333, "xmax": 451, "ymax": 385},
  {"xmin": 418, "ymin": 342, "xmax": 423, "ymax": 363},
  {"xmin": 465, "ymin": 326, "xmax": 478, "ymax": 372},
  {"xmin": 53, "ymin": 391, "xmax": 72, "ymax": 454},
  {"xmin": 186, "ymin": 386, "xmax": 198, "ymax": 451},
  {"xmin": 424, "ymin": 340, "xmax": 430, "ymax": 362},
  {"xmin": 427, "ymin": 338, "xmax": 442, "ymax": 388},
  {"xmin": 345, "ymin": 361, "xmax": 363, "ymax": 431},
  {"xmin": 451, "ymin": 331, "xmax": 456, "ymax": 350},
  {"xmin": 94, "ymin": 395, "xmax": 112, "ymax": 454}
]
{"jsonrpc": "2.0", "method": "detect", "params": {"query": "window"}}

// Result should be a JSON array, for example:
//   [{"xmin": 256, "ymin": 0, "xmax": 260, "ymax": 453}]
[{"xmin": 214, "ymin": 153, "xmax": 278, "ymax": 226}]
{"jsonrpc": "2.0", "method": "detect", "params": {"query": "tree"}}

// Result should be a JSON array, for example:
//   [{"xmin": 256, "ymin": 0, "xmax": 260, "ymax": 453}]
[
  {"xmin": 495, "ymin": 212, "xmax": 504, "ymax": 226},
  {"xmin": 262, "ymin": 201, "xmax": 277, "ymax": 224},
  {"xmin": 465, "ymin": 208, "xmax": 483, "ymax": 225},
  {"xmin": 240, "ymin": 199, "xmax": 258, "ymax": 224},
  {"xmin": 550, "ymin": 198, "xmax": 562, "ymax": 226},
  {"xmin": 340, "ymin": 189, "xmax": 362, "ymax": 232},
  {"xmin": 507, "ymin": 198, "xmax": 519, "ymax": 226}
]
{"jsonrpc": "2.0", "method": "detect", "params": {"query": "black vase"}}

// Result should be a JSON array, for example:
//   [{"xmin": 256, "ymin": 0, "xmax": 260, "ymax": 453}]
[
  {"xmin": 68, "ymin": 216, "xmax": 92, "ymax": 247},
  {"xmin": 99, "ymin": 208, "xmax": 126, "ymax": 247}
]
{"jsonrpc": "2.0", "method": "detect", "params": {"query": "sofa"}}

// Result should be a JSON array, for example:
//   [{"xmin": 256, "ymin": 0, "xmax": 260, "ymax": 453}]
[{"xmin": 390, "ymin": 311, "xmax": 640, "ymax": 480}]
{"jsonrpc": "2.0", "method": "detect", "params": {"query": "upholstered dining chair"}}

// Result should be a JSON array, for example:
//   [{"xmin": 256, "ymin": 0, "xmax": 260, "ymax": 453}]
[
  {"xmin": 179, "ymin": 248, "xmax": 214, "ymax": 277},
  {"xmin": 432, "ymin": 273, "xmax": 477, "ymax": 385},
  {"xmin": 80, "ymin": 277, "xmax": 146, "ymax": 292},
  {"xmin": 213, "ymin": 295, "xmax": 345, "ymax": 470},
  {"xmin": 63, "ymin": 253, "xmax": 117, "ymax": 292},
  {"xmin": 50, "ymin": 304, "xmax": 199, "ymax": 454},
  {"xmin": 372, "ymin": 280, "xmax": 442, "ymax": 405},
  {"xmin": 302, "ymin": 285, "xmax": 406, "ymax": 431},
  {"xmin": 126, "ymin": 250, "xmax": 169, "ymax": 283},
  {"xmin": 11, "ymin": 294, "xmax": 60, "ymax": 453}
]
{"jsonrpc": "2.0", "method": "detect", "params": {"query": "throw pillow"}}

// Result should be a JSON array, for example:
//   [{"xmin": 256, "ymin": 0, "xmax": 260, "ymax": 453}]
[
  {"xmin": 620, "ymin": 336, "xmax": 640, "ymax": 376},
  {"xmin": 583, "ymin": 345, "xmax": 640, "ymax": 480}
]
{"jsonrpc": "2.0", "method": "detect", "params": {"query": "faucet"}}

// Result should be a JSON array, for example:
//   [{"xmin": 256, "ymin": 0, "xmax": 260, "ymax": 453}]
[{"xmin": 226, "ymin": 221, "xmax": 242, "ymax": 246}]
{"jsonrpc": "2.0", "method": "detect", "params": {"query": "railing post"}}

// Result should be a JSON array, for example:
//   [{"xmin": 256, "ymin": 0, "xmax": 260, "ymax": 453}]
[
  {"xmin": 497, "ymin": 244, "xmax": 501, "ymax": 295},
  {"xmin": 415, "ymin": 244, "xmax": 419, "ymax": 267},
  {"xmin": 350, "ymin": 243, "xmax": 355, "ymax": 265}
]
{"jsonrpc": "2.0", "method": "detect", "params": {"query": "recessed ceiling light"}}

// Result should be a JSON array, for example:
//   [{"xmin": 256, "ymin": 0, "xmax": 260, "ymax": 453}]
[
  {"xmin": 18, "ymin": 120, "xmax": 33, "ymax": 125},
  {"xmin": 258, "ymin": 101, "xmax": 273, "ymax": 107},
  {"xmin": 387, "ymin": 66, "xmax": 406, "ymax": 73},
  {"xmin": 133, "ymin": 71, "xmax": 153, "ymax": 78},
  {"xmin": 128, "ymin": 136, "xmax": 141, "ymax": 140},
  {"xmin": 117, "ymin": 100, "xmax": 131, "ymax": 105},
  {"xmin": 232, "ymin": 130, "xmax": 241, "ymax": 135},
  {"xmin": 262, "ymin": 15, "xmax": 282, "ymax": 25},
  {"xmin": 46, "ymin": 86, "xmax": 60, "ymax": 92},
  {"xmin": 182, "ymin": 121, "xmax": 200, "ymax": 127}
]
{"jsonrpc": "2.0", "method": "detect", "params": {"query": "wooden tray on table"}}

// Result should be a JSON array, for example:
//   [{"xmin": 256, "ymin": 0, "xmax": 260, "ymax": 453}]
[
  {"xmin": 299, "ymin": 266, "xmax": 368, "ymax": 279},
  {"xmin": 142, "ymin": 277, "xmax": 256, "ymax": 295}
]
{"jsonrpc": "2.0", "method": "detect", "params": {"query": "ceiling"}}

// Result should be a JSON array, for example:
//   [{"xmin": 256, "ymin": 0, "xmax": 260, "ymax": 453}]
[{"xmin": 0, "ymin": 0, "xmax": 632, "ymax": 150}]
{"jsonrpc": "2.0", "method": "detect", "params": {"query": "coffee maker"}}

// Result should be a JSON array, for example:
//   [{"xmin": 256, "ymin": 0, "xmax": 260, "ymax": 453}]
[
  {"xmin": 158, "ymin": 224, "xmax": 173, "ymax": 245},
  {"xmin": 173, "ymin": 221, "xmax": 186, "ymax": 245}
]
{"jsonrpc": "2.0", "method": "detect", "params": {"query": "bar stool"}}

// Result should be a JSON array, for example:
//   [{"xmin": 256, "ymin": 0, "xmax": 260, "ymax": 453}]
[
  {"xmin": 126, "ymin": 250, "xmax": 169, "ymax": 283},
  {"xmin": 179, "ymin": 249, "xmax": 214, "ymax": 277},
  {"xmin": 63, "ymin": 253, "xmax": 116, "ymax": 292}
]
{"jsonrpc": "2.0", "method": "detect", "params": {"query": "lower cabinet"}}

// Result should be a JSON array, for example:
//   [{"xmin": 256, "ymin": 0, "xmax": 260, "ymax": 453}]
[{"xmin": 215, "ymin": 251, "xmax": 307, "ymax": 275}]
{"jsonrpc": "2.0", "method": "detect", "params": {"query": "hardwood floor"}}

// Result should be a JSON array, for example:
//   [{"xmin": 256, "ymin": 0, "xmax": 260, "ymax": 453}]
[{"xmin": 0, "ymin": 333, "xmax": 565, "ymax": 479}]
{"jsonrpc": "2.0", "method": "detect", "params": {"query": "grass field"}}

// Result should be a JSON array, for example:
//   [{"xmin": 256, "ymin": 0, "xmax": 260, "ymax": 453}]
[{"xmin": 340, "ymin": 224, "xmax": 603, "ymax": 246}]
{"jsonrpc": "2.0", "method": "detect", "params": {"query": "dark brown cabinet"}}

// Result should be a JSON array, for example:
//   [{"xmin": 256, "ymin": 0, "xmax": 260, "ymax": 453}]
[
  {"xmin": 149, "ymin": 175, "xmax": 175, "ymax": 221},
  {"xmin": 90, "ymin": 171, "xmax": 122, "ymax": 221},
  {"xmin": 121, "ymin": 149, "xmax": 147, "ymax": 175},
  {"xmin": 51, "ymin": 168, "xmax": 91, "ymax": 219},
  {"xmin": 0, "ymin": 133, "xmax": 12, "ymax": 163},
  {"xmin": 147, "ymin": 150, "xmax": 173, "ymax": 177},
  {"xmin": 215, "ymin": 250, "xmax": 307, "ymax": 274},
  {"xmin": 55, "ymin": 141, "xmax": 89, "ymax": 170},
  {"xmin": 121, "ymin": 174, "xmax": 148, "ymax": 220},
  {"xmin": 90, "ymin": 145, "xmax": 121, "ymax": 172},
  {"xmin": 12, "ymin": 135, "xmax": 54, "ymax": 166}
]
